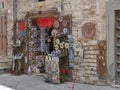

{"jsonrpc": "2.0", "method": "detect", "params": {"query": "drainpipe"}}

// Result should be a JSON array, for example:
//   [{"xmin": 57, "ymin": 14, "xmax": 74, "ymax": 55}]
[
  {"xmin": 13, "ymin": 0, "xmax": 17, "ymax": 45},
  {"xmin": 13, "ymin": 0, "xmax": 17, "ymax": 21},
  {"xmin": 61, "ymin": 0, "xmax": 63, "ymax": 15},
  {"xmin": 12, "ymin": 0, "xmax": 17, "ymax": 69}
]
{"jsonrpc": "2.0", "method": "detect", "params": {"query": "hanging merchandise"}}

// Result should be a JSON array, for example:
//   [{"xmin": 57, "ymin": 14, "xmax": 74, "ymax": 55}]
[
  {"xmin": 68, "ymin": 47, "xmax": 74, "ymax": 67},
  {"xmin": 55, "ymin": 39, "xmax": 60, "ymax": 44},
  {"xmin": 40, "ymin": 38, "xmax": 46, "ymax": 52},
  {"xmin": 16, "ymin": 21, "xmax": 24, "ymax": 38},
  {"xmin": 54, "ymin": 44, "xmax": 59, "ymax": 51},
  {"xmin": 68, "ymin": 47, "xmax": 74, "ymax": 60},
  {"xmin": 62, "ymin": 20, "xmax": 67, "ymax": 27},
  {"xmin": 19, "ymin": 31, "xmax": 24, "ymax": 38},
  {"xmin": 16, "ymin": 30, "xmax": 19, "ymax": 38},
  {"xmin": 53, "ymin": 20, "xmax": 60, "ymax": 29},
  {"xmin": 11, "ymin": 20, "xmax": 26, "ymax": 75},
  {"xmin": 60, "ymin": 43, "xmax": 64, "ymax": 49},
  {"xmin": 65, "ymin": 42, "xmax": 69, "ymax": 49},
  {"xmin": 68, "ymin": 35, "xmax": 74, "ymax": 43},
  {"xmin": 28, "ymin": 65, "xmax": 32, "ymax": 75},
  {"xmin": 58, "ymin": 16, "xmax": 63, "ymax": 22},
  {"xmin": 63, "ymin": 28, "xmax": 68, "ymax": 34},
  {"xmin": 51, "ymin": 29, "xmax": 59, "ymax": 37},
  {"xmin": 16, "ymin": 39, "xmax": 21, "ymax": 46},
  {"xmin": 18, "ymin": 22, "xmax": 24, "ymax": 31},
  {"xmin": 19, "ymin": 13, "xmax": 73, "ymax": 83}
]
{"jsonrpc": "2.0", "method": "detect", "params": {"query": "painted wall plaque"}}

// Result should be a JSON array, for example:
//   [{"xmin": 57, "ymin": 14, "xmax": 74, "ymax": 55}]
[{"xmin": 81, "ymin": 22, "xmax": 96, "ymax": 39}]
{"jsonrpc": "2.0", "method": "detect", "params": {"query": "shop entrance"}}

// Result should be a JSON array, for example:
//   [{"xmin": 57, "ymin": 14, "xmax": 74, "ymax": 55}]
[{"xmin": 22, "ymin": 11, "xmax": 73, "ymax": 83}]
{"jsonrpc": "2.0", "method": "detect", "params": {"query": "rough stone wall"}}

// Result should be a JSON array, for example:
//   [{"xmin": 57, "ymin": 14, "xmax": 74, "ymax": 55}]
[
  {"xmin": 0, "ymin": 0, "xmax": 14, "ymax": 59},
  {"xmin": 16, "ymin": 0, "xmax": 107, "ymax": 84},
  {"xmin": 6, "ymin": 0, "xmax": 14, "ymax": 58}
]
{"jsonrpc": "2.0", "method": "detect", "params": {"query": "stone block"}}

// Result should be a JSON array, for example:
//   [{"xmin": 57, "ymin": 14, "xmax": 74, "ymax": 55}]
[{"xmin": 89, "ymin": 76, "xmax": 99, "ymax": 81}]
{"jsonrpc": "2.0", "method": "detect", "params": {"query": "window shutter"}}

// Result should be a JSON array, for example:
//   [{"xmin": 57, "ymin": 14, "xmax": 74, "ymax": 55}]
[
  {"xmin": 0, "ymin": 14, "xmax": 7, "ymax": 57},
  {"xmin": 2, "ymin": 16, "xmax": 7, "ymax": 56},
  {"xmin": 0, "ymin": 16, "xmax": 2, "ymax": 54}
]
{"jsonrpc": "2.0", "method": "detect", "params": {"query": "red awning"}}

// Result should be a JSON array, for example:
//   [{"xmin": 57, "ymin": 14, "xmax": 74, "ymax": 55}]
[{"xmin": 35, "ymin": 18, "xmax": 54, "ymax": 28}]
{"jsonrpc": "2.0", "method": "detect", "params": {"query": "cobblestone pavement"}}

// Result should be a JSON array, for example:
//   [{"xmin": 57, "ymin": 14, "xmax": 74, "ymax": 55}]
[{"xmin": 0, "ymin": 74, "xmax": 119, "ymax": 90}]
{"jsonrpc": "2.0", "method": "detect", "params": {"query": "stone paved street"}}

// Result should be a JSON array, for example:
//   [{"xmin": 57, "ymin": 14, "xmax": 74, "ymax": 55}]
[{"xmin": 0, "ymin": 74, "xmax": 119, "ymax": 90}]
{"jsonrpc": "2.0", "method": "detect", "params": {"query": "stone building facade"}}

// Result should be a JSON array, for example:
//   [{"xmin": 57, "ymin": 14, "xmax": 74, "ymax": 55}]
[
  {"xmin": 16, "ymin": 0, "xmax": 107, "ymax": 85},
  {"xmin": 1, "ymin": 0, "xmax": 120, "ymax": 86}
]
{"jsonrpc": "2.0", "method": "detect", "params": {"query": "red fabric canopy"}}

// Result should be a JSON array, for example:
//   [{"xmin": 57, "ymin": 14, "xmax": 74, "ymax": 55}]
[
  {"xmin": 35, "ymin": 18, "xmax": 54, "ymax": 28},
  {"xmin": 18, "ymin": 22, "xmax": 24, "ymax": 31}
]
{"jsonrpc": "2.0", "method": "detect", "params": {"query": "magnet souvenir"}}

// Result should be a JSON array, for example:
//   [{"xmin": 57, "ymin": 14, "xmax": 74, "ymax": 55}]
[
  {"xmin": 58, "ymin": 16, "xmax": 63, "ymax": 22},
  {"xmin": 51, "ymin": 29, "xmax": 59, "ymax": 37},
  {"xmin": 56, "ymin": 39, "xmax": 60, "ymax": 44},
  {"xmin": 54, "ymin": 44, "xmax": 59, "ymax": 51},
  {"xmin": 65, "ymin": 42, "xmax": 69, "ymax": 49},
  {"xmin": 53, "ymin": 20, "xmax": 60, "ymax": 29},
  {"xmin": 63, "ymin": 28, "xmax": 68, "ymax": 34},
  {"xmin": 60, "ymin": 43, "xmax": 64, "ymax": 49},
  {"xmin": 62, "ymin": 20, "xmax": 67, "ymax": 27}
]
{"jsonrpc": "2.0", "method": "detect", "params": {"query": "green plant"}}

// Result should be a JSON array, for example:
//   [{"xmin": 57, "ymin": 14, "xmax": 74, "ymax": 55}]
[{"xmin": 59, "ymin": 69, "xmax": 69, "ymax": 83}]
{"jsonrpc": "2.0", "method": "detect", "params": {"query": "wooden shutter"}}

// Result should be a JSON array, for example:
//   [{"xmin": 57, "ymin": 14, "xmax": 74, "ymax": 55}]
[
  {"xmin": 0, "ymin": 14, "xmax": 7, "ymax": 57},
  {"xmin": 0, "ymin": 16, "xmax": 2, "ymax": 53}
]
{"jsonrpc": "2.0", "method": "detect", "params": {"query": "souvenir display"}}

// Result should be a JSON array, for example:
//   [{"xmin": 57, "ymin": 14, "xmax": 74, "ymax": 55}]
[{"xmin": 13, "ymin": 15, "xmax": 72, "ymax": 83}]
